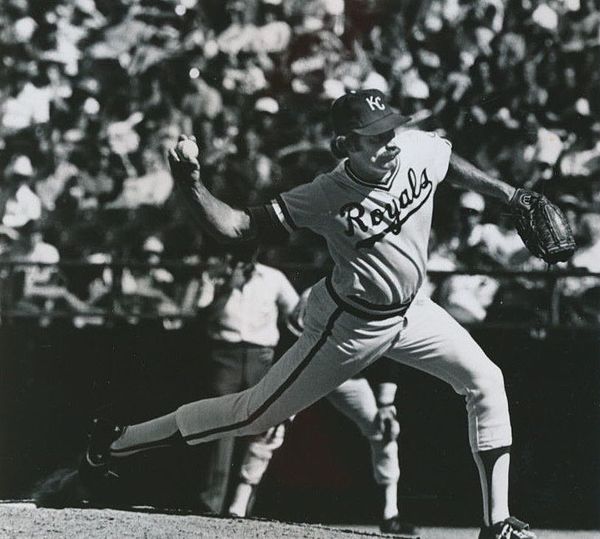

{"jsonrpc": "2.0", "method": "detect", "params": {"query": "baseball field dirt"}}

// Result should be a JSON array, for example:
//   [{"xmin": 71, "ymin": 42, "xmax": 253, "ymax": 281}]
[
  {"xmin": 1, "ymin": 502, "xmax": 598, "ymax": 538},
  {"xmin": 0, "ymin": 502, "xmax": 599, "ymax": 539},
  {"xmin": 0, "ymin": 503, "xmax": 391, "ymax": 539}
]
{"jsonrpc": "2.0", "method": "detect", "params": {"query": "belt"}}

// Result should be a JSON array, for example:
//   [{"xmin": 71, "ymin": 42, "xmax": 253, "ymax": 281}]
[{"xmin": 325, "ymin": 276, "xmax": 412, "ymax": 321}]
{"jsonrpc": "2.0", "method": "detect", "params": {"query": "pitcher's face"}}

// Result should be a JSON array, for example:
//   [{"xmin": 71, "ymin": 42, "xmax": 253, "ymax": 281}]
[{"xmin": 348, "ymin": 129, "xmax": 400, "ymax": 179}]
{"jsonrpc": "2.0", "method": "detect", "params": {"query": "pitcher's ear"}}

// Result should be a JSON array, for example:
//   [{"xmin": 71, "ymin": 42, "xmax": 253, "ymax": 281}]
[{"xmin": 330, "ymin": 135, "xmax": 349, "ymax": 158}]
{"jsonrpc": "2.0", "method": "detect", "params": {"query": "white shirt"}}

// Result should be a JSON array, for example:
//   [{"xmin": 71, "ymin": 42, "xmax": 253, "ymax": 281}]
[
  {"xmin": 204, "ymin": 263, "xmax": 299, "ymax": 347},
  {"xmin": 2, "ymin": 184, "xmax": 42, "ymax": 228},
  {"xmin": 18, "ymin": 241, "xmax": 60, "ymax": 295}
]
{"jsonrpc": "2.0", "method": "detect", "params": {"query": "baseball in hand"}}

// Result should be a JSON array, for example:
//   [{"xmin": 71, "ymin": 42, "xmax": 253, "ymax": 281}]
[{"xmin": 177, "ymin": 139, "xmax": 199, "ymax": 160}]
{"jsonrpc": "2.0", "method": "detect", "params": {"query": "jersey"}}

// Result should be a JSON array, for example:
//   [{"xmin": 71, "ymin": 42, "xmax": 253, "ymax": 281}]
[{"xmin": 268, "ymin": 129, "xmax": 451, "ymax": 318}]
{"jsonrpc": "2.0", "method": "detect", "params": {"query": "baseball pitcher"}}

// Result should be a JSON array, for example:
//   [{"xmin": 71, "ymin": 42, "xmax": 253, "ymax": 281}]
[{"xmin": 81, "ymin": 90, "xmax": 574, "ymax": 539}]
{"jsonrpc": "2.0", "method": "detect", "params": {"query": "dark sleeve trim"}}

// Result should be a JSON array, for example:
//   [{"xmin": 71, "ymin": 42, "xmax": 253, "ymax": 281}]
[
  {"xmin": 275, "ymin": 194, "xmax": 299, "ymax": 231},
  {"xmin": 245, "ymin": 205, "xmax": 288, "ymax": 242}
]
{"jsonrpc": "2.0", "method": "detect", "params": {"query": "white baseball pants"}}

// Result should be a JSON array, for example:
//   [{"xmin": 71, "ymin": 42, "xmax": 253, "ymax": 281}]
[{"xmin": 176, "ymin": 278, "xmax": 512, "ymax": 452}]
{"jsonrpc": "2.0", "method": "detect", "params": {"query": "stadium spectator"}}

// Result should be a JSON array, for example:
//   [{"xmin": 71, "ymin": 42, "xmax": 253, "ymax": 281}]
[
  {"xmin": 559, "ymin": 212, "xmax": 600, "ymax": 325},
  {"xmin": 216, "ymin": 126, "xmax": 278, "ymax": 207},
  {"xmin": 119, "ymin": 235, "xmax": 181, "ymax": 326},
  {"xmin": 1, "ymin": 156, "xmax": 42, "ymax": 229},
  {"xmin": 10, "ymin": 221, "xmax": 91, "ymax": 324},
  {"xmin": 434, "ymin": 192, "xmax": 502, "ymax": 323}
]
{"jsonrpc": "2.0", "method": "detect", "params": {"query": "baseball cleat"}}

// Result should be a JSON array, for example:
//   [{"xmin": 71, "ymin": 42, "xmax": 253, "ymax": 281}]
[
  {"xmin": 78, "ymin": 418, "xmax": 124, "ymax": 489},
  {"xmin": 478, "ymin": 516, "xmax": 536, "ymax": 539},
  {"xmin": 379, "ymin": 515, "xmax": 420, "ymax": 536}
]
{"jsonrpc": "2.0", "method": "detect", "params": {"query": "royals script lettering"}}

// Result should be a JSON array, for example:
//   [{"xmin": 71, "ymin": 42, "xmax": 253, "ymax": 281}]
[{"xmin": 340, "ymin": 168, "xmax": 433, "ymax": 249}]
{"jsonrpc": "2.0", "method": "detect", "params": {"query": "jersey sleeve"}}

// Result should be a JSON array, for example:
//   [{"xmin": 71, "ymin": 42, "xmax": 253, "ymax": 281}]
[
  {"xmin": 269, "ymin": 178, "xmax": 330, "ymax": 233},
  {"xmin": 405, "ymin": 131, "xmax": 452, "ymax": 185},
  {"xmin": 429, "ymin": 132, "xmax": 452, "ymax": 183}
]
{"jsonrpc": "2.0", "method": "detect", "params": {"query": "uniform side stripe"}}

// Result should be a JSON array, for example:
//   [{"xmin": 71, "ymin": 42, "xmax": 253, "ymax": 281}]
[
  {"xmin": 275, "ymin": 195, "xmax": 298, "ymax": 230},
  {"xmin": 110, "ymin": 431, "xmax": 181, "ymax": 455},
  {"xmin": 183, "ymin": 307, "xmax": 343, "ymax": 443},
  {"xmin": 111, "ymin": 441, "xmax": 171, "ymax": 455}
]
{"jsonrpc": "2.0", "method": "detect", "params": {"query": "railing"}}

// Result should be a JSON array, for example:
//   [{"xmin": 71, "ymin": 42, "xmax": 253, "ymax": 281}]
[{"xmin": 0, "ymin": 261, "xmax": 599, "ymax": 330}]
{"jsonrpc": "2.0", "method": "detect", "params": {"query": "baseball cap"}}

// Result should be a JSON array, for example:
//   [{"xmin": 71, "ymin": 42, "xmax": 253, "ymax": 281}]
[{"xmin": 331, "ymin": 89, "xmax": 411, "ymax": 136}]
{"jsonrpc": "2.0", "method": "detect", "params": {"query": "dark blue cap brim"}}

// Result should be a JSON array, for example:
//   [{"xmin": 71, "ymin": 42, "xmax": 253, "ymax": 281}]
[{"xmin": 352, "ymin": 111, "xmax": 412, "ymax": 136}]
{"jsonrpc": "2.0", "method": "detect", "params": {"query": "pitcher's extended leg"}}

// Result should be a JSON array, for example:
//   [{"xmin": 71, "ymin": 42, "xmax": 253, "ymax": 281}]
[{"xmin": 107, "ymin": 285, "xmax": 400, "ymax": 459}]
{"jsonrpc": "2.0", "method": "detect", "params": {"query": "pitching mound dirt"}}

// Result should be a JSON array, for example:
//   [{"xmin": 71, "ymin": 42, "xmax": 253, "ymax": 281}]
[{"xmin": 0, "ymin": 503, "xmax": 388, "ymax": 538}]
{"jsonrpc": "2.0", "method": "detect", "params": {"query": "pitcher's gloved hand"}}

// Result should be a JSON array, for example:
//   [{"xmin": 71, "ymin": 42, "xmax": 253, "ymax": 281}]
[{"xmin": 509, "ymin": 188, "xmax": 576, "ymax": 264}]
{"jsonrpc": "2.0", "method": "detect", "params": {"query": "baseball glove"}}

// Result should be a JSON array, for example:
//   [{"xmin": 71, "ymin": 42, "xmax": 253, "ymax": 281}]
[{"xmin": 509, "ymin": 188, "xmax": 576, "ymax": 264}]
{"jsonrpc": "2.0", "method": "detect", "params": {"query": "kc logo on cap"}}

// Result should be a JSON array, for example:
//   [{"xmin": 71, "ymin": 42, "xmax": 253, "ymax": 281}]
[
  {"xmin": 331, "ymin": 89, "xmax": 411, "ymax": 136},
  {"xmin": 365, "ymin": 95, "xmax": 386, "ymax": 111}
]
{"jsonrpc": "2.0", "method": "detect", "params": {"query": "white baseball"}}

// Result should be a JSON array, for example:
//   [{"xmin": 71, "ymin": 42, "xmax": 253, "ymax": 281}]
[{"xmin": 178, "ymin": 139, "xmax": 199, "ymax": 160}]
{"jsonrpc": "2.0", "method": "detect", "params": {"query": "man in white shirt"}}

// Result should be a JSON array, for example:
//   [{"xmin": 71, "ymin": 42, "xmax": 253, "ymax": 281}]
[{"xmin": 195, "ymin": 244, "xmax": 299, "ymax": 515}]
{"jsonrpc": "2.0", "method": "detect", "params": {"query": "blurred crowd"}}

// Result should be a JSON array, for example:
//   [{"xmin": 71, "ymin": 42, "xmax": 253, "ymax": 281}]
[{"xmin": 0, "ymin": 0, "xmax": 599, "ymax": 326}]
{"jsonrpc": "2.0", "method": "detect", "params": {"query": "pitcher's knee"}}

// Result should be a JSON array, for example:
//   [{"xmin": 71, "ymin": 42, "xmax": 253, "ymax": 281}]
[
  {"xmin": 468, "ymin": 364, "xmax": 512, "ymax": 450},
  {"xmin": 472, "ymin": 363, "xmax": 508, "ymax": 411}
]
